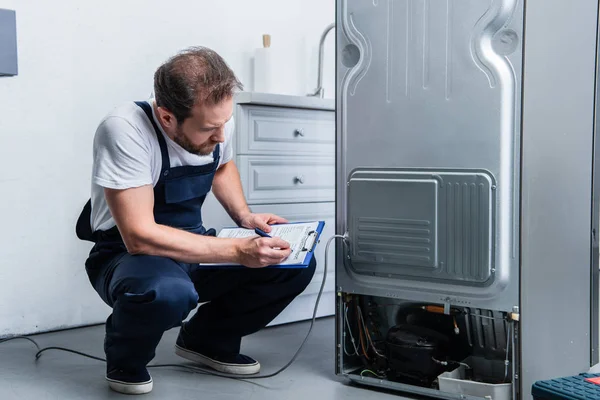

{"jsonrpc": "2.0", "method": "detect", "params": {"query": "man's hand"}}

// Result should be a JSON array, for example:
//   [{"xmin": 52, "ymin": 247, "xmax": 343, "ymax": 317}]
[
  {"xmin": 239, "ymin": 213, "xmax": 289, "ymax": 233},
  {"xmin": 235, "ymin": 236, "xmax": 292, "ymax": 268},
  {"xmin": 235, "ymin": 213, "xmax": 292, "ymax": 267}
]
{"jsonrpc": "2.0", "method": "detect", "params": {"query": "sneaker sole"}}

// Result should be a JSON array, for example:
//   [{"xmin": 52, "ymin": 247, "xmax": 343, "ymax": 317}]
[
  {"xmin": 106, "ymin": 377, "xmax": 153, "ymax": 395},
  {"xmin": 175, "ymin": 345, "xmax": 260, "ymax": 375}
]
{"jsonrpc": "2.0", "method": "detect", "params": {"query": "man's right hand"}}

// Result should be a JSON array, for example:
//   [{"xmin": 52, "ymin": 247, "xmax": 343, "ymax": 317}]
[{"xmin": 235, "ymin": 237, "xmax": 292, "ymax": 268}]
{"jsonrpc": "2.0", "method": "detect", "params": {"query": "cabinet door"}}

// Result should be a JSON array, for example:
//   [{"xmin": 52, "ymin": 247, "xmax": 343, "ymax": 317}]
[{"xmin": 250, "ymin": 202, "xmax": 336, "ymax": 325}]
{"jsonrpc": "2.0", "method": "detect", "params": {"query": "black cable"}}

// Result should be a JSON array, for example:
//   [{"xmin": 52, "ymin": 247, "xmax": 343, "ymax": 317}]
[
  {"xmin": 0, "ymin": 336, "xmax": 42, "ymax": 351},
  {"xmin": 2, "ymin": 234, "xmax": 346, "ymax": 381},
  {"xmin": 34, "ymin": 347, "xmax": 105, "ymax": 362}
]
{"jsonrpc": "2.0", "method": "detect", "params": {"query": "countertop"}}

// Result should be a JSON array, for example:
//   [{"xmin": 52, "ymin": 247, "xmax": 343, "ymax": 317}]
[{"xmin": 234, "ymin": 91, "xmax": 335, "ymax": 111}]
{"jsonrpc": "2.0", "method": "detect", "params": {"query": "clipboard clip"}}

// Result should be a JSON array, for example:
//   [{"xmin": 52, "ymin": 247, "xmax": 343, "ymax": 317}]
[{"xmin": 301, "ymin": 230, "xmax": 319, "ymax": 252}]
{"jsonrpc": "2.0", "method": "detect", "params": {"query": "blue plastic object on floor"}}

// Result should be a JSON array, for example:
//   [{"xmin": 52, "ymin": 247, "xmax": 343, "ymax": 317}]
[{"xmin": 532, "ymin": 373, "xmax": 600, "ymax": 400}]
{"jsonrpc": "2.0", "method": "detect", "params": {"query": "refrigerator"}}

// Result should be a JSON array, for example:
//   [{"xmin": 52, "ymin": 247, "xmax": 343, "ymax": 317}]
[{"xmin": 334, "ymin": 0, "xmax": 600, "ymax": 399}]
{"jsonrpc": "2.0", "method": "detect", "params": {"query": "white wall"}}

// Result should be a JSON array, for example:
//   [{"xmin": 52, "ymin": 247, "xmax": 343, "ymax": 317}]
[{"xmin": 0, "ymin": 0, "xmax": 335, "ymax": 337}]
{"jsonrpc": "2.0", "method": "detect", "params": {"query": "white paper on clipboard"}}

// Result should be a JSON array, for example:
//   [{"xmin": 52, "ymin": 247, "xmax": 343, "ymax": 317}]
[{"xmin": 215, "ymin": 221, "xmax": 321, "ymax": 266}]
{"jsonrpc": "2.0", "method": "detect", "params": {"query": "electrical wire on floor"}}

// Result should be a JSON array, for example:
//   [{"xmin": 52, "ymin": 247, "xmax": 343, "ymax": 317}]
[{"xmin": 0, "ymin": 234, "xmax": 348, "ymax": 381}]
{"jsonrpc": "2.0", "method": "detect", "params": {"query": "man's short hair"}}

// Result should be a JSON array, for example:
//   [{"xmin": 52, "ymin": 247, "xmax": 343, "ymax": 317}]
[{"xmin": 154, "ymin": 46, "xmax": 243, "ymax": 123}]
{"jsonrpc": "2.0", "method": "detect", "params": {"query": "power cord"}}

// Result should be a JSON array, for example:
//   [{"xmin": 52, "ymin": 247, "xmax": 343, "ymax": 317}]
[{"xmin": 0, "ymin": 234, "xmax": 348, "ymax": 380}]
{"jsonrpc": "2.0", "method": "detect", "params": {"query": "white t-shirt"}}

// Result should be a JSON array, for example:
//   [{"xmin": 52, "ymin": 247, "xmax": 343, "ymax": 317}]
[{"xmin": 90, "ymin": 99, "xmax": 233, "ymax": 232}]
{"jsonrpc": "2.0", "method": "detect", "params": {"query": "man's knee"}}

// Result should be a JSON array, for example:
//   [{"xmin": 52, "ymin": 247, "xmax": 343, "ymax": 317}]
[
  {"xmin": 115, "ymin": 277, "xmax": 199, "ymax": 330},
  {"xmin": 153, "ymin": 278, "xmax": 199, "ymax": 320}
]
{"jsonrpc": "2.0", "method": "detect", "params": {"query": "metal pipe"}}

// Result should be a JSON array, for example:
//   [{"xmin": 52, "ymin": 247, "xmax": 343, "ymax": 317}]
[{"xmin": 308, "ymin": 23, "xmax": 335, "ymax": 98}]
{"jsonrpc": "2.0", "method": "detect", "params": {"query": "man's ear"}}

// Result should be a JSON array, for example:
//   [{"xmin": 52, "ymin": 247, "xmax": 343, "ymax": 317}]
[{"xmin": 156, "ymin": 107, "xmax": 176, "ymax": 129}]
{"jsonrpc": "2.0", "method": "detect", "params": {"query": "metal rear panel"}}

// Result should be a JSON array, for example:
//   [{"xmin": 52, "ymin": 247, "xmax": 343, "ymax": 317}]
[
  {"xmin": 346, "ymin": 169, "xmax": 496, "ymax": 284},
  {"xmin": 336, "ymin": 0, "xmax": 524, "ymax": 312},
  {"xmin": 519, "ymin": 0, "xmax": 598, "ymax": 395},
  {"xmin": 593, "ymin": 0, "xmax": 600, "ymax": 367}
]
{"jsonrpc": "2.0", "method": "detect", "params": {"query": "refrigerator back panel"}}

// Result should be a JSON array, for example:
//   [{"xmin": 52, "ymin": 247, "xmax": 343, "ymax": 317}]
[{"xmin": 337, "ymin": 0, "xmax": 524, "ymax": 312}]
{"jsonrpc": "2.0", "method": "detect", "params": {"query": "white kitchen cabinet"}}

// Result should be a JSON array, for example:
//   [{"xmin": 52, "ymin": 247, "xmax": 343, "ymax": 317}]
[{"xmin": 234, "ymin": 92, "xmax": 336, "ymax": 325}]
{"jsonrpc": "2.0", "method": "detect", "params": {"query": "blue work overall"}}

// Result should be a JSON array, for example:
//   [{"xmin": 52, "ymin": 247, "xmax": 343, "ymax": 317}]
[{"xmin": 77, "ymin": 101, "xmax": 316, "ymax": 372}]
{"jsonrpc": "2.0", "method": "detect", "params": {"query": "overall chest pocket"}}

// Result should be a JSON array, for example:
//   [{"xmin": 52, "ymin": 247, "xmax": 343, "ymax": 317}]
[{"xmin": 163, "ymin": 173, "xmax": 214, "ymax": 204}]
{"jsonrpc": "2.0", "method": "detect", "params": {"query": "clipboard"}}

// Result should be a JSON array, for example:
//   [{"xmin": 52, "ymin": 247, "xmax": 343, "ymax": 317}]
[{"xmin": 197, "ymin": 220, "xmax": 326, "ymax": 269}]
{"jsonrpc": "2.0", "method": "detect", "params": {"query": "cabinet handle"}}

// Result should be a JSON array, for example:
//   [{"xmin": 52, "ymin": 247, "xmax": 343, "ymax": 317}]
[
  {"xmin": 294, "ymin": 175, "xmax": 305, "ymax": 184},
  {"xmin": 294, "ymin": 128, "xmax": 305, "ymax": 137}
]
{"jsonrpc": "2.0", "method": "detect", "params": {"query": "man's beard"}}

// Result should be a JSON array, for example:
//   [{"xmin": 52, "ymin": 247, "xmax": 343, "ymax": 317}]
[{"xmin": 173, "ymin": 127, "xmax": 218, "ymax": 156}]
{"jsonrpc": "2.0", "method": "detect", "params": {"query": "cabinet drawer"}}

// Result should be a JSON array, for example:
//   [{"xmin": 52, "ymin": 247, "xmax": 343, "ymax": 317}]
[
  {"xmin": 236, "ymin": 105, "xmax": 335, "ymax": 156},
  {"xmin": 238, "ymin": 156, "xmax": 335, "ymax": 204}
]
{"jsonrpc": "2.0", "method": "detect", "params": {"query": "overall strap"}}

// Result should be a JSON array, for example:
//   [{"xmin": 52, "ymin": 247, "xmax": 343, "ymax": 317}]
[
  {"xmin": 134, "ymin": 101, "xmax": 169, "ymax": 176},
  {"xmin": 211, "ymin": 143, "xmax": 221, "ymax": 168}
]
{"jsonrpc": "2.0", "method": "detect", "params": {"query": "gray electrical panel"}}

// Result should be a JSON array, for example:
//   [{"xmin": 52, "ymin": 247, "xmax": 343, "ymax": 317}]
[
  {"xmin": 0, "ymin": 9, "xmax": 17, "ymax": 76},
  {"xmin": 335, "ymin": 0, "xmax": 600, "ymax": 399}
]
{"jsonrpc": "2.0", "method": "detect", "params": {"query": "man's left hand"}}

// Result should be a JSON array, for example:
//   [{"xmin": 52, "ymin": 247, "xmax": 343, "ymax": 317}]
[{"xmin": 239, "ymin": 213, "xmax": 289, "ymax": 233}]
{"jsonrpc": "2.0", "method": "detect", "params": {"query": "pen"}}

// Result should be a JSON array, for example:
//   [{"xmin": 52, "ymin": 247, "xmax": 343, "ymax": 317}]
[{"xmin": 254, "ymin": 227, "xmax": 272, "ymax": 238}]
